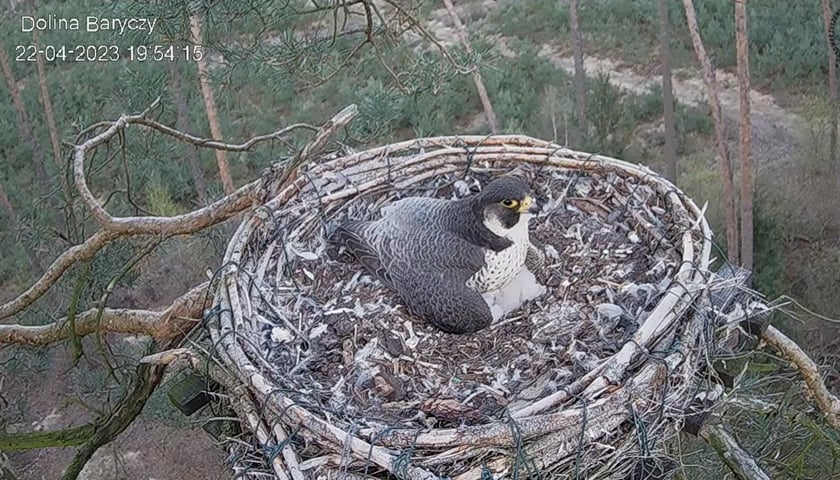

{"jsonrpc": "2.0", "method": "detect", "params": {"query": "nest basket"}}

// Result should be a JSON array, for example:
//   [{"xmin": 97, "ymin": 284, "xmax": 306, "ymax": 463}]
[{"xmin": 208, "ymin": 134, "xmax": 725, "ymax": 480}]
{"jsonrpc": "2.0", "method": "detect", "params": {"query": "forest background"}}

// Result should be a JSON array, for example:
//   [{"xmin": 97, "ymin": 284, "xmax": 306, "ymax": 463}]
[{"xmin": 0, "ymin": 0, "xmax": 839, "ymax": 478}]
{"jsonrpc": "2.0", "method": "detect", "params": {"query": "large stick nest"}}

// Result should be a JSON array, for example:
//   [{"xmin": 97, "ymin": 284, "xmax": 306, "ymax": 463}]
[{"xmin": 209, "ymin": 135, "xmax": 718, "ymax": 480}]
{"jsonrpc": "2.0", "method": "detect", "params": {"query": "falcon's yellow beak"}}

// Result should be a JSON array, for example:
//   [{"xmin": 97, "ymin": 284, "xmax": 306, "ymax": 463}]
[{"xmin": 517, "ymin": 196, "xmax": 533, "ymax": 213}]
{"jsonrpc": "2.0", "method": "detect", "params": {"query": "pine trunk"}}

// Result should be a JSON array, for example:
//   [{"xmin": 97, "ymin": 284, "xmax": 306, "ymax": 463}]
[
  {"xmin": 190, "ymin": 15, "xmax": 235, "ymax": 195},
  {"xmin": 0, "ymin": 46, "xmax": 66, "ymax": 233},
  {"xmin": 442, "ymin": 0, "xmax": 498, "ymax": 133},
  {"xmin": 659, "ymin": 0, "xmax": 678, "ymax": 183},
  {"xmin": 823, "ymin": 0, "xmax": 838, "ymax": 163},
  {"xmin": 32, "ymin": 28, "xmax": 75, "ymax": 236},
  {"xmin": 32, "ymin": 30, "xmax": 62, "ymax": 170},
  {"xmin": 569, "ymin": 0, "xmax": 587, "ymax": 145},
  {"xmin": 736, "ymin": 0, "xmax": 753, "ymax": 270},
  {"xmin": 681, "ymin": 0, "xmax": 739, "ymax": 264},
  {"xmin": 168, "ymin": 61, "xmax": 209, "ymax": 205}
]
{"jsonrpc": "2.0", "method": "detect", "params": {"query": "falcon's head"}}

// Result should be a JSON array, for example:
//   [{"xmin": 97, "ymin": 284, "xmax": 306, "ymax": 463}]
[{"xmin": 474, "ymin": 176, "xmax": 539, "ymax": 238}]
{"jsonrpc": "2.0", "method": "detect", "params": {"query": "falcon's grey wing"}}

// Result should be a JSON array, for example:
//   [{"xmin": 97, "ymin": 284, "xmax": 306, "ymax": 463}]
[
  {"xmin": 329, "ymin": 220, "xmax": 395, "ymax": 289},
  {"xmin": 332, "ymin": 197, "xmax": 493, "ymax": 333},
  {"xmin": 393, "ymin": 266, "xmax": 493, "ymax": 333},
  {"xmin": 387, "ymin": 230, "xmax": 492, "ymax": 333}
]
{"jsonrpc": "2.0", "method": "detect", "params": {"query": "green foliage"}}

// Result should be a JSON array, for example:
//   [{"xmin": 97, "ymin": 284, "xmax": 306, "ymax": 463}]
[
  {"xmin": 88, "ymin": 241, "xmax": 140, "ymax": 300},
  {"xmin": 488, "ymin": 0, "xmax": 827, "ymax": 89},
  {"xmin": 483, "ymin": 42, "xmax": 571, "ymax": 139},
  {"xmin": 348, "ymin": 80, "xmax": 404, "ymax": 142},
  {"xmin": 583, "ymin": 72, "xmax": 626, "ymax": 153},
  {"xmin": 675, "ymin": 103, "xmax": 713, "ymax": 138},
  {"xmin": 488, "ymin": 0, "xmax": 569, "ymax": 42},
  {"xmin": 144, "ymin": 175, "xmax": 181, "ymax": 217},
  {"xmin": 624, "ymin": 85, "xmax": 664, "ymax": 124},
  {"xmin": 752, "ymin": 195, "xmax": 786, "ymax": 298}
]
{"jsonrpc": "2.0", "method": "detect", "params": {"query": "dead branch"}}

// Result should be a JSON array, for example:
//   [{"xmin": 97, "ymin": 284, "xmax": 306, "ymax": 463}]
[
  {"xmin": 60, "ymin": 333, "xmax": 183, "ymax": 480},
  {"xmin": 0, "ymin": 282, "xmax": 209, "ymax": 346},
  {"xmin": 0, "ymin": 102, "xmax": 356, "ymax": 322},
  {"xmin": 700, "ymin": 423, "xmax": 771, "ymax": 480},
  {"xmin": 762, "ymin": 325, "xmax": 840, "ymax": 430}
]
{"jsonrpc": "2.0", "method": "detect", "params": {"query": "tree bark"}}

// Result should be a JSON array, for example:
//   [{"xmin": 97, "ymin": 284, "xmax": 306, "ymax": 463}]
[
  {"xmin": 735, "ymin": 0, "xmax": 753, "ymax": 270},
  {"xmin": 189, "ymin": 15, "xmax": 235, "ymax": 195},
  {"xmin": 569, "ymin": 0, "xmax": 587, "ymax": 145},
  {"xmin": 168, "ymin": 61, "xmax": 209, "ymax": 205},
  {"xmin": 442, "ymin": 0, "xmax": 498, "ymax": 134},
  {"xmin": 0, "ymin": 45, "xmax": 66, "ymax": 233},
  {"xmin": 31, "ymin": 30, "xmax": 62, "ymax": 170},
  {"xmin": 681, "ymin": 0, "xmax": 739, "ymax": 264},
  {"xmin": 659, "ymin": 0, "xmax": 678, "ymax": 183},
  {"xmin": 32, "ymin": 28, "xmax": 76, "ymax": 238},
  {"xmin": 823, "ymin": 0, "xmax": 838, "ymax": 163}
]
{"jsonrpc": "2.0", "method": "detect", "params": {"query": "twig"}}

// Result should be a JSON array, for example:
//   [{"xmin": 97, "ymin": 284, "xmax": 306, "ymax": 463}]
[
  {"xmin": 60, "ymin": 339, "xmax": 177, "ymax": 480},
  {"xmin": 133, "ymin": 117, "xmax": 318, "ymax": 151},
  {"xmin": 0, "ymin": 453, "xmax": 20, "ymax": 480}
]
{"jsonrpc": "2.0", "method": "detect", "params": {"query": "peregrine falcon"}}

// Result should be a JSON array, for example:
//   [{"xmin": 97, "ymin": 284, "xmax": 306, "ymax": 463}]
[{"xmin": 329, "ymin": 176, "xmax": 543, "ymax": 334}]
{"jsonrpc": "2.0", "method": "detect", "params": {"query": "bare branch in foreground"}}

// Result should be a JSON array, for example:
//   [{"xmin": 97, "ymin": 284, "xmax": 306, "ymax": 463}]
[
  {"xmin": 700, "ymin": 423, "xmax": 771, "ymax": 480},
  {"xmin": 0, "ymin": 282, "xmax": 210, "ymax": 346},
  {"xmin": 0, "ymin": 103, "xmax": 357, "ymax": 322},
  {"xmin": 762, "ymin": 325, "xmax": 840, "ymax": 430}
]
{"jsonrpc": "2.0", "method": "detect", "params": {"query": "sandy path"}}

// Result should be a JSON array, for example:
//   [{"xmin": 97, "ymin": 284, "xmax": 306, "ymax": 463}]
[{"xmin": 428, "ymin": 0, "xmax": 800, "ymax": 174}]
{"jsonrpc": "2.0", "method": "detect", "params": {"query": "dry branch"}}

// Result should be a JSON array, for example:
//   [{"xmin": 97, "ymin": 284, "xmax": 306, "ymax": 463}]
[
  {"xmin": 0, "ymin": 102, "xmax": 355, "ymax": 322},
  {"xmin": 762, "ymin": 325, "xmax": 840, "ymax": 430},
  {"xmin": 0, "ymin": 282, "xmax": 210, "ymax": 346},
  {"xmin": 700, "ymin": 424, "xmax": 771, "ymax": 480}
]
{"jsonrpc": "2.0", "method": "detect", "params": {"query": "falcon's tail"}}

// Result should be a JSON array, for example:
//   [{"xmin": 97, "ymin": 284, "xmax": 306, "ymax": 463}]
[{"xmin": 327, "ymin": 221, "xmax": 394, "ymax": 289}]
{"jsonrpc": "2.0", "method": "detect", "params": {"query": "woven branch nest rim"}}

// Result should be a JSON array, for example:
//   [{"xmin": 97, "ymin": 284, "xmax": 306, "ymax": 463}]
[{"xmin": 209, "ymin": 135, "xmax": 715, "ymax": 480}]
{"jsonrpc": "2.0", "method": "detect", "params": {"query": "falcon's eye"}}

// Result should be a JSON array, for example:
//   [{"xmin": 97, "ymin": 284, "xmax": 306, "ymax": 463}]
[{"xmin": 500, "ymin": 199, "xmax": 519, "ymax": 209}]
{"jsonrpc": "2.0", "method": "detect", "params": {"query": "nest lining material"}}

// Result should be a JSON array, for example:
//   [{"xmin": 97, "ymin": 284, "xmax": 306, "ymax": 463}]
[{"xmin": 211, "ymin": 136, "xmax": 714, "ymax": 480}]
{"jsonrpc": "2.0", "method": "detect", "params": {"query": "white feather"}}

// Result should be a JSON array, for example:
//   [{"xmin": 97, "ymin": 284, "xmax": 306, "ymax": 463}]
[
  {"xmin": 481, "ymin": 268, "xmax": 546, "ymax": 320},
  {"xmin": 469, "ymin": 213, "xmax": 531, "ymax": 292}
]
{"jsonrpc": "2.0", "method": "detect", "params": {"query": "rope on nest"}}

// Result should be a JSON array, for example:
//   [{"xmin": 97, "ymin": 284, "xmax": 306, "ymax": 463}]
[{"xmin": 203, "ymin": 128, "xmax": 763, "ymax": 480}]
